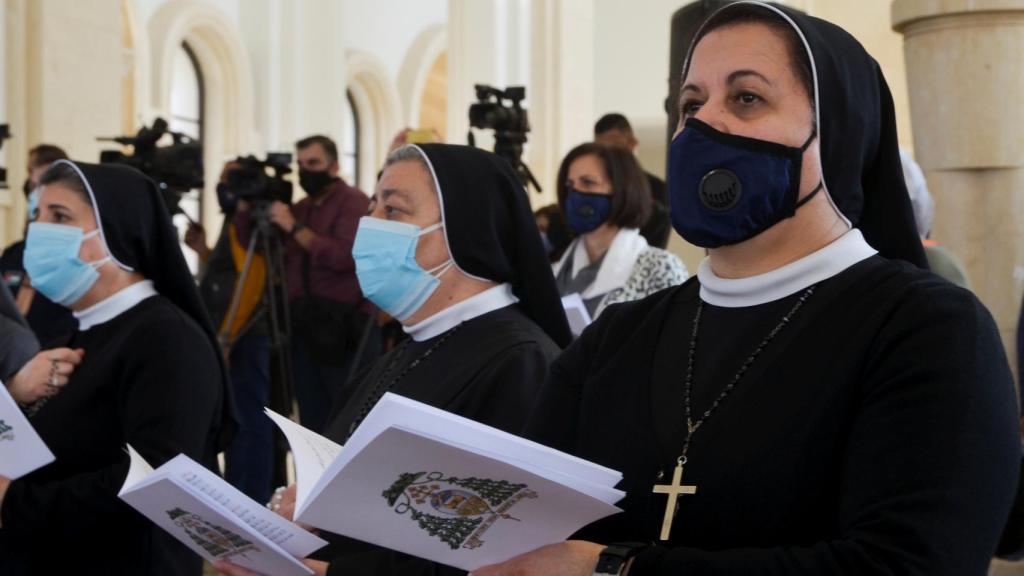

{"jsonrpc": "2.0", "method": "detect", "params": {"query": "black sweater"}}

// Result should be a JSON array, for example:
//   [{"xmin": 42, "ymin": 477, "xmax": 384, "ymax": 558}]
[
  {"xmin": 525, "ymin": 255, "xmax": 1020, "ymax": 575},
  {"xmin": 0, "ymin": 296, "xmax": 223, "ymax": 576}
]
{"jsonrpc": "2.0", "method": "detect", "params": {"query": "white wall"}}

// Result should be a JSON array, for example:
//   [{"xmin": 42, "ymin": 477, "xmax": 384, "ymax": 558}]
[
  {"xmin": 342, "ymin": 0, "xmax": 447, "ymax": 82},
  {"xmin": 593, "ymin": 0, "xmax": 678, "ymax": 180}
]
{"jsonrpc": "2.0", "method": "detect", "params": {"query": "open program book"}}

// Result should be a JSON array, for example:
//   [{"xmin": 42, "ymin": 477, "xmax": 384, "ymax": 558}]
[
  {"xmin": 0, "ymin": 383, "xmax": 54, "ymax": 479},
  {"xmin": 267, "ymin": 393, "xmax": 624, "ymax": 571},
  {"xmin": 118, "ymin": 446, "xmax": 328, "ymax": 576}
]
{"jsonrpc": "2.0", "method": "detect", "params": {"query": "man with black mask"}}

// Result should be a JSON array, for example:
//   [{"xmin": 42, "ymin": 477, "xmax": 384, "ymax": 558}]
[{"xmin": 234, "ymin": 135, "xmax": 374, "ymax": 434}]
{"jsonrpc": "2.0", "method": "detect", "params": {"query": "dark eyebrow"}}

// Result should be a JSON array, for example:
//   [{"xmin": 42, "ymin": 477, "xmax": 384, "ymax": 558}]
[
  {"xmin": 681, "ymin": 83, "xmax": 702, "ymax": 95},
  {"xmin": 380, "ymin": 188, "xmax": 413, "ymax": 203},
  {"xmin": 727, "ymin": 69, "xmax": 772, "ymax": 86}
]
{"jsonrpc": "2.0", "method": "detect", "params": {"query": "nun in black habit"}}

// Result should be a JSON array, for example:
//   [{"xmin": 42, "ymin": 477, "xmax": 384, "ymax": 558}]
[
  {"xmin": 217, "ymin": 143, "xmax": 571, "ymax": 576},
  {"xmin": 475, "ymin": 3, "xmax": 1019, "ymax": 576},
  {"xmin": 0, "ymin": 160, "xmax": 232, "ymax": 576},
  {"xmin": 323, "ymin": 143, "xmax": 570, "ymax": 442}
]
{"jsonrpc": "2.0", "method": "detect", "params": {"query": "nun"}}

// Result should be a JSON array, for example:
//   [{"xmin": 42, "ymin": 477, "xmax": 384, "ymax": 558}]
[
  {"xmin": 474, "ymin": 3, "xmax": 1019, "ymax": 575},
  {"xmin": 0, "ymin": 160, "xmax": 232, "ymax": 575},
  {"xmin": 217, "ymin": 143, "xmax": 572, "ymax": 576}
]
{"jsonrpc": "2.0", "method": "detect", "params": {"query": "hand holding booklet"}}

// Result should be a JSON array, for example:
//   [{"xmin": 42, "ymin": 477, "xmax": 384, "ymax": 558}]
[
  {"xmin": 0, "ymin": 383, "xmax": 55, "ymax": 479},
  {"xmin": 267, "ymin": 393, "xmax": 624, "ymax": 571},
  {"xmin": 118, "ymin": 446, "xmax": 327, "ymax": 576}
]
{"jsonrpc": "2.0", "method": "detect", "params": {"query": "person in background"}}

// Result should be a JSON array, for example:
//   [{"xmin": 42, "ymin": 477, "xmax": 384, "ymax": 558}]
[
  {"xmin": 0, "ymin": 144, "xmax": 77, "ymax": 347},
  {"xmin": 185, "ymin": 161, "xmax": 274, "ymax": 505},
  {"xmin": 900, "ymin": 147, "xmax": 972, "ymax": 290},
  {"xmin": 553, "ymin": 143, "xmax": 687, "ymax": 322},
  {"xmin": 235, "ymin": 135, "xmax": 375, "ymax": 433},
  {"xmin": 594, "ymin": 113, "xmax": 672, "ymax": 249},
  {"xmin": 534, "ymin": 204, "xmax": 573, "ymax": 262}
]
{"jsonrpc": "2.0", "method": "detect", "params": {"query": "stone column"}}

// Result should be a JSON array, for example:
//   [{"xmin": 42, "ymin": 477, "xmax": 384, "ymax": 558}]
[
  {"xmin": 893, "ymin": 0, "xmax": 1024, "ymax": 370},
  {"xmin": 0, "ymin": 0, "xmax": 122, "ymax": 247}
]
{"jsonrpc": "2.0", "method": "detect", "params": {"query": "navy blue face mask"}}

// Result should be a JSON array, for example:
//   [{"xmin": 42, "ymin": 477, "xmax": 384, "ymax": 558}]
[
  {"xmin": 564, "ymin": 188, "xmax": 612, "ymax": 235},
  {"xmin": 668, "ymin": 117, "xmax": 822, "ymax": 248}
]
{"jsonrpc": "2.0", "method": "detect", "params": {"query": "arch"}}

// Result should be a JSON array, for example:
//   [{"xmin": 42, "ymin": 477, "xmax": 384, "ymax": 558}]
[
  {"xmin": 148, "ymin": 0, "xmax": 256, "ymax": 232},
  {"xmin": 397, "ymin": 24, "xmax": 449, "ymax": 127},
  {"xmin": 346, "ymin": 51, "xmax": 402, "ymax": 193}
]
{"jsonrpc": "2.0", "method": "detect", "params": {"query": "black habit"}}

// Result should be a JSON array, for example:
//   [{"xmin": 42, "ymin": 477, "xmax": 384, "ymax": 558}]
[
  {"xmin": 523, "ymin": 2, "xmax": 1016, "ymax": 575},
  {"xmin": 526, "ymin": 256, "xmax": 1018, "ymax": 574},
  {"xmin": 314, "ymin": 144, "xmax": 570, "ymax": 575},
  {"xmin": 0, "ymin": 161, "xmax": 231, "ymax": 575}
]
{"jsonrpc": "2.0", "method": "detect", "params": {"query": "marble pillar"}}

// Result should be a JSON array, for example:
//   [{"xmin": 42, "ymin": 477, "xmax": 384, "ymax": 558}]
[{"xmin": 893, "ymin": 0, "xmax": 1024, "ymax": 372}]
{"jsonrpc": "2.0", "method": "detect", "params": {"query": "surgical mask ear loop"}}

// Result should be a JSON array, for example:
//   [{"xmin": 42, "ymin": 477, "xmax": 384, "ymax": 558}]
[
  {"xmin": 426, "ymin": 260, "xmax": 454, "ymax": 278},
  {"xmin": 81, "ymin": 229, "xmax": 113, "ymax": 270},
  {"xmin": 793, "ymin": 128, "xmax": 823, "ymax": 210},
  {"xmin": 419, "ymin": 221, "xmax": 452, "ymax": 279}
]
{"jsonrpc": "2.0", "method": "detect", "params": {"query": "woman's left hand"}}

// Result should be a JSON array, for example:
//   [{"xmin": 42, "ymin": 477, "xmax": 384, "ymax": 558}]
[
  {"xmin": 470, "ymin": 541, "xmax": 605, "ymax": 576},
  {"xmin": 213, "ymin": 559, "xmax": 328, "ymax": 576}
]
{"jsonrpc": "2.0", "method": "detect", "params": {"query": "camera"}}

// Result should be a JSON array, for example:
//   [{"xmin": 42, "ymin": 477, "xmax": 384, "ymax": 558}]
[
  {"xmin": 98, "ymin": 117, "xmax": 203, "ymax": 214},
  {"xmin": 225, "ymin": 153, "xmax": 294, "ymax": 207},
  {"xmin": 468, "ymin": 85, "xmax": 542, "ymax": 193},
  {"xmin": 0, "ymin": 123, "xmax": 11, "ymax": 188}
]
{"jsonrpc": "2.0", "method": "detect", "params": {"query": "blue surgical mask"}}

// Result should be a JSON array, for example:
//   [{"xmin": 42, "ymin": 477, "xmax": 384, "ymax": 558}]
[
  {"xmin": 24, "ymin": 222, "xmax": 112, "ymax": 307},
  {"xmin": 26, "ymin": 187, "xmax": 39, "ymax": 221},
  {"xmin": 668, "ymin": 117, "xmax": 821, "ymax": 248},
  {"xmin": 352, "ymin": 217, "xmax": 453, "ymax": 322},
  {"xmin": 564, "ymin": 188, "xmax": 612, "ymax": 234}
]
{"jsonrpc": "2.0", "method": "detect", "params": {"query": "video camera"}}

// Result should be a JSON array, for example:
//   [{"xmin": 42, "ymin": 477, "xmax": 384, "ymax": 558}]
[
  {"xmin": 0, "ymin": 124, "xmax": 11, "ymax": 189},
  {"xmin": 468, "ymin": 84, "xmax": 542, "ymax": 193},
  {"xmin": 225, "ymin": 153, "xmax": 294, "ymax": 207},
  {"xmin": 98, "ymin": 117, "xmax": 203, "ymax": 214}
]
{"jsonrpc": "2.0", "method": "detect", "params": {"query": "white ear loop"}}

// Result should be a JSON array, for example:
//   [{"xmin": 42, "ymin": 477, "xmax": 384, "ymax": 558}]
[
  {"xmin": 426, "ymin": 260, "xmax": 454, "ymax": 278},
  {"xmin": 82, "ymin": 229, "xmax": 113, "ymax": 270}
]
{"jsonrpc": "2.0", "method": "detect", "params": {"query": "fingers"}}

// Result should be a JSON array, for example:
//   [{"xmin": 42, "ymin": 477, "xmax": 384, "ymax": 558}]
[
  {"xmin": 48, "ymin": 348, "xmax": 84, "ymax": 365},
  {"xmin": 212, "ymin": 560, "xmax": 263, "ymax": 576},
  {"xmin": 301, "ymin": 559, "xmax": 330, "ymax": 576},
  {"xmin": 277, "ymin": 501, "xmax": 296, "ymax": 522}
]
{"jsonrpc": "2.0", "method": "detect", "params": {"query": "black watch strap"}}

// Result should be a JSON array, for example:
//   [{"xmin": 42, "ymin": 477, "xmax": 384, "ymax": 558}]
[
  {"xmin": 291, "ymin": 222, "xmax": 305, "ymax": 236},
  {"xmin": 594, "ymin": 542, "xmax": 648, "ymax": 575}
]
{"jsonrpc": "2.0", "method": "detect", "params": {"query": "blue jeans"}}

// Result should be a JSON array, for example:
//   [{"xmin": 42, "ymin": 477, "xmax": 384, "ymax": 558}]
[{"xmin": 223, "ymin": 334, "xmax": 274, "ymax": 504}]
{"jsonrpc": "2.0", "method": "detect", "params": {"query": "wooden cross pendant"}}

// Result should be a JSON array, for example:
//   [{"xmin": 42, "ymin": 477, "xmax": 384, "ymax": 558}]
[{"xmin": 652, "ymin": 462, "xmax": 697, "ymax": 540}]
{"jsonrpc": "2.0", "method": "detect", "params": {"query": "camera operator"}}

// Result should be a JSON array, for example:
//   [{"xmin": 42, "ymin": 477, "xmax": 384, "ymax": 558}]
[
  {"xmin": 234, "ymin": 135, "xmax": 374, "ymax": 434},
  {"xmin": 185, "ymin": 160, "xmax": 274, "ymax": 504},
  {"xmin": 0, "ymin": 144, "xmax": 77, "ymax": 346}
]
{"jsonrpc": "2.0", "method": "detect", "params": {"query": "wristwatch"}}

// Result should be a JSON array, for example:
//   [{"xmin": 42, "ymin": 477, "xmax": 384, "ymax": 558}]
[
  {"xmin": 290, "ymin": 222, "xmax": 305, "ymax": 236},
  {"xmin": 593, "ymin": 542, "xmax": 648, "ymax": 576}
]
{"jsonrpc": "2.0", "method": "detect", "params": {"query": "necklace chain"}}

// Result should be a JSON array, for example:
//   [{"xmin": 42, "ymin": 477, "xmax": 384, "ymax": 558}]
[
  {"xmin": 678, "ymin": 285, "xmax": 817, "ymax": 466},
  {"xmin": 347, "ymin": 324, "xmax": 462, "ymax": 437}
]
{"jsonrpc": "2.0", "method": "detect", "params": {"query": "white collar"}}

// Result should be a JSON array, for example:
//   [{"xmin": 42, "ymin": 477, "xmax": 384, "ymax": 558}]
[
  {"xmin": 698, "ymin": 228, "xmax": 877, "ymax": 308},
  {"xmin": 403, "ymin": 283, "xmax": 519, "ymax": 342},
  {"xmin": 553, "ymin": 228, "xmax": 649, "ymax": 299},
  {"xmin": 74, "ymin": 280, "xmax": 158, "ymax": 331}
]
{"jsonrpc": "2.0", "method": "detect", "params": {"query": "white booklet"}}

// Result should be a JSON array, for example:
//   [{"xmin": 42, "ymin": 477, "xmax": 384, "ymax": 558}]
[
  {"xmin": 118, "ymin": 445, "xmax": 327, "ymax": 576},
  {"xmin": 267, "ymin": 393, "xmax": 624, "ymax": 571},
  {"xmin": 561, "ymin": 293, "xmax": 593, "ymax": 337},
  {"xmin": 0, "ymin": 382, "xmax": 54, "ymax": 479}
]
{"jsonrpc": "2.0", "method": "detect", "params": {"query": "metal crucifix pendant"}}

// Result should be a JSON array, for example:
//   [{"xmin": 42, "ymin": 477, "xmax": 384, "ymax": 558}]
[{"xmin": 652, "ymin": 462, "xmax": 697, "ymax": 541}]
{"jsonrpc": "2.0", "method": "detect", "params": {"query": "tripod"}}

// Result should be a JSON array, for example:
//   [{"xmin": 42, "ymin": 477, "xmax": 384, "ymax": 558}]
[{"xmin": 219, "ymin": 202, "xmax": 294, "ymax": 487}]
